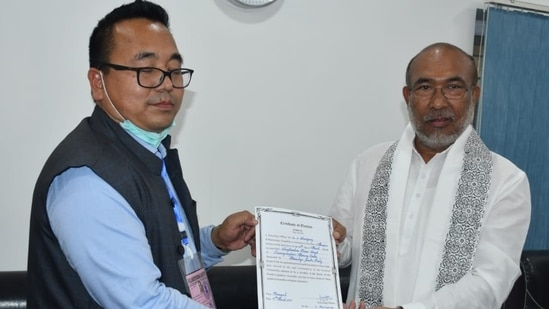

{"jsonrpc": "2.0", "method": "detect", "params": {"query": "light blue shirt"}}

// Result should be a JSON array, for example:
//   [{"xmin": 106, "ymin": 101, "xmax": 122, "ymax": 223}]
[{"xmin": 47, "ymin": 139, "xmax": 227, "ymax": 308}]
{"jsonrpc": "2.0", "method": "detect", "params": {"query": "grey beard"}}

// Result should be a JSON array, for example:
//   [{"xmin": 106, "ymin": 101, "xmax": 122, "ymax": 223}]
[{"xmin": 408, "ymin": 101, "xmax": 476, "ymax": 150}]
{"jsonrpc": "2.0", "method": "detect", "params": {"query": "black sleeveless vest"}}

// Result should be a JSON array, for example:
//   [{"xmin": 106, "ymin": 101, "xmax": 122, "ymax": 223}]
[{"xmin": 28, "ymin": 106, "xmax": 200, "ymax": 308}]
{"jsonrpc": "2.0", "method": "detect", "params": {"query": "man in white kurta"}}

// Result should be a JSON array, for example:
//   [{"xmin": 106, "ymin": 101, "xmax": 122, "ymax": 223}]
[{"xmin": 330, "ymin": 43, "xmax": 531, "ymax": 309}]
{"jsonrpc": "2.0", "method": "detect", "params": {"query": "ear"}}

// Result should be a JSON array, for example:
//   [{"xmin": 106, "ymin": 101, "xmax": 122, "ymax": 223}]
[
  {"xmin": 88, "ymin": 68, "xmax": 104, "ymax": 102},
  {"xmin": 402, "ymin": 86, "xmax": 411, "ymax": 105},
  {"xmin": 471, "ymin": 85, "xmax": 481, "ymax": 107}
]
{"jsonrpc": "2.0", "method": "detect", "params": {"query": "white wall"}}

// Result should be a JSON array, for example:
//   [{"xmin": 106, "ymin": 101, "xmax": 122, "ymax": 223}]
[{"xmin": 0, "ymin": 0, "xmax": 483, "ymax": 270}]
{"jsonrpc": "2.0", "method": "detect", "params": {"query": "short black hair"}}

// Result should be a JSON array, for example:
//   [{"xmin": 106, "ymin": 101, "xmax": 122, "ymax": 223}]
[{"xmin": 88, "ymin": 0, "xmax": 170, "ymax": 69}]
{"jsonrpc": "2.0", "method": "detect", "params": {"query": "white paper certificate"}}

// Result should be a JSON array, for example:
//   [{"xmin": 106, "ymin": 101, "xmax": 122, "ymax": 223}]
[{"xmin": 255, "ymin": 206, "xmax": 343, "ymax": 309}]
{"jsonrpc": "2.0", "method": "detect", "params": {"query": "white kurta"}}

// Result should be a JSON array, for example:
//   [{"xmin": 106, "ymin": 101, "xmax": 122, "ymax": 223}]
[{"xmin": 330, "ymin": 124, "xmax": 531, "ymax": 309}]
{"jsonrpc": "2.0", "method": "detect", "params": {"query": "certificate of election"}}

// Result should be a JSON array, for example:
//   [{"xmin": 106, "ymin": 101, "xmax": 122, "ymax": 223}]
[{"xmin": 255, "ymin": 206, "xmax": 343, "ymax": 309}]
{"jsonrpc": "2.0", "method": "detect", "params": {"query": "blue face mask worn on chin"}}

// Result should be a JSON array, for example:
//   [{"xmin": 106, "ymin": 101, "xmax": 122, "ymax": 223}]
[
  {"xmin": 119, "ymin": 119, "xmax": 174, "ymax": 149},
  {"xmin": 98, "ymin": 71, "xmax": 173, "ymax": 149}
]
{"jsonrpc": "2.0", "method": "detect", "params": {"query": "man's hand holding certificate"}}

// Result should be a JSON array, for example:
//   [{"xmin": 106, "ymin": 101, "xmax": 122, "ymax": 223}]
[{"xmin": 255, "ymin": 206, "xmax": 343, "ymax": 309}]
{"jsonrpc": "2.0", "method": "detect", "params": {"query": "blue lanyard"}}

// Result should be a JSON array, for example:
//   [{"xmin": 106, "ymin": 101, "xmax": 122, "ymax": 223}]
[
  {"xmin": 161, "ymin": 159, "xmax": 192, "ymax": 249},
  {"xmin": 161, "ymin": 157, "xmax": 202, "ymax": 273}
]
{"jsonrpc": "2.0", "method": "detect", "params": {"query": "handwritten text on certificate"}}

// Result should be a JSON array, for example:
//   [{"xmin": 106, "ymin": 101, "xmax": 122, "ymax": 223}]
[{"xmin": 255, "ymin": 206, "xmax": 343, "ymax": 309}]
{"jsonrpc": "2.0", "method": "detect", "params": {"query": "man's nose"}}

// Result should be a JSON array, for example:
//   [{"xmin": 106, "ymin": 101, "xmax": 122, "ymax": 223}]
[{"xmin": 430, "ymin": 87, "xmax": 449, "ymax": 109}]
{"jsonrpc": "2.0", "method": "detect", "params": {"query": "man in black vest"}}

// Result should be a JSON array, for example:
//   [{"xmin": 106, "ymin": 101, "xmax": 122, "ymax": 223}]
[{"xmin": 28, "ymin": 1, "xmax": 257, "ymax": 308}]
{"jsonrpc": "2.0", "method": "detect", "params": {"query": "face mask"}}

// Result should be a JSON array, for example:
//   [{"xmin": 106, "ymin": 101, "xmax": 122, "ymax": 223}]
[
  {"xmin": 99, "ymin": 71, "xmax": 173, "ymax": 149},
  {"xmin": 120, "ymin": 119, "xmax": 174, "ymax": 149}
]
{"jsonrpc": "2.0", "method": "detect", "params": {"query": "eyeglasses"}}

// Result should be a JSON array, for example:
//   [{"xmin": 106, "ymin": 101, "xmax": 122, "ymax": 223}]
[
  {"xmin": 100, "ymin": 63, "xmax": 194, "ymax": 89},
  {"xmin": 409, "ymin": 83, "xmax": 471, "ymax": 100}
]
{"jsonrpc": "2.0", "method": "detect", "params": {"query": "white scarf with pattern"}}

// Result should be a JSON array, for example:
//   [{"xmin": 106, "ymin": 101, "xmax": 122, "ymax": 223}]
[{"xmin": 358, "ymin": 125, "xmax": 493, "ymax": 305}]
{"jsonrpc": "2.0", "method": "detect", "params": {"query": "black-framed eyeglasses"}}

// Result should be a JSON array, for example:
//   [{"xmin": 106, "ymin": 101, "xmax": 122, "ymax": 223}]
[
  {"xmin": 409, "ymin": 83, "xmax": 471, "ymax": 100},
  {"xmin": 100, "ymin": 63, "xmax": 194, "ymax": 89}
]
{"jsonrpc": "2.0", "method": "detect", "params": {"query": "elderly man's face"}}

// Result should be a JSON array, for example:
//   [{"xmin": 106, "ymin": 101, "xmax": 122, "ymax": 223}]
[{"xmin": 402, "ymin": 46, "xmax": 480, "ymax": 153}]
